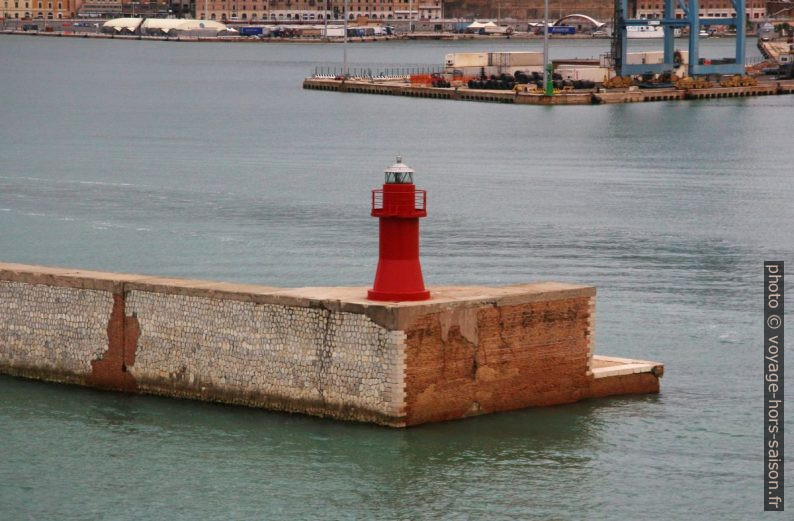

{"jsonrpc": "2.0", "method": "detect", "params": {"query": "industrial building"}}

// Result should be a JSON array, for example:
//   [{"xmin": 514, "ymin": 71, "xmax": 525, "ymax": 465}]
[
  {"xmin": 443, "ymin": 0, "xmax": 615, "ymax": 21},
  {"xmin": 195, "ymin": 0, "xmax": 442, "ymax": 23},
  {"xmin": 2, "ymin": 0, "xmax": 77, "ymax": 19},
  {"xmin": 634, "ymin": 0, "xmax": 767, "ymax": 20}
]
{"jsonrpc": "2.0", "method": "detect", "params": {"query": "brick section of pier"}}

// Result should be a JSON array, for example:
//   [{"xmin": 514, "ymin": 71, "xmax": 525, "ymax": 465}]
[
  {"xmin": 87, "ymin": 293, "xmax": 139, "ymax": 392},
  {"xmin": 0, "ymin": 263, "xmax": 661, "ymax": 427},
  {"xmin": 404, "ymin": 296, "xmax": 593, "ymax": 425}
]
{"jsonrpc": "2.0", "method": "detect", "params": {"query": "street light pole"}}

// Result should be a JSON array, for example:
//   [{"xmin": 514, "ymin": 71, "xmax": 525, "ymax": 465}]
[
  {"xmin": 543, "ymin": 0, "xmax": 552, "ymax": 95},
  {"xmin": 343, "ymin": 0, "xmax": 348, "ymax": 76}
]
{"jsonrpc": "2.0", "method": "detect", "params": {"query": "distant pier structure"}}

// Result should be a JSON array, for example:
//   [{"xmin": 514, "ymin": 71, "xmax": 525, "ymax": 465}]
[{"xmin": 0, "ymin": 158, "xmax": 663, "ymax": 427}]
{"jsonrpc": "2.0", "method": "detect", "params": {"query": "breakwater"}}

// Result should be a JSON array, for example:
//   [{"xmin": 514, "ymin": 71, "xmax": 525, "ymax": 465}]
[
  {"xmin": 0, "ymin": 263, "xmax": 662, "ymax": 426},
  {"xmin": 304, "ymin": 76, "xmax": 794, "ymax": 105}
]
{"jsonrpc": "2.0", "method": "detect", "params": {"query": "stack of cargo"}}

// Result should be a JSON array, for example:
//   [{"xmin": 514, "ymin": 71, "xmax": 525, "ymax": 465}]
[
  {"xmin": 626, "ymin": 51, "xmax": 689, "ymax": 76},
  {"xmin": 444, "ymin": 52, "xmax": 544, "ymax": 77}
]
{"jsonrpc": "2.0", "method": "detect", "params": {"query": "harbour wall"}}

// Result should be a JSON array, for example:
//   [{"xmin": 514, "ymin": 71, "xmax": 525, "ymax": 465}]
[
  {"xmin": 0, "ymin": 263, "xmax": 662, "ymax": 426},
  {"xmin": 303, "ymin": 77, "xmax": 794, "ymax": 105}
]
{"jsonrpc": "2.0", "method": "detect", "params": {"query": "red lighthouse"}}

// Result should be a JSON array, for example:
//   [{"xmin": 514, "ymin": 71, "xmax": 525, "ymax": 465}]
[{"xmin": 368, "ymin": 157, "xmax": 431, "ymax": 302}]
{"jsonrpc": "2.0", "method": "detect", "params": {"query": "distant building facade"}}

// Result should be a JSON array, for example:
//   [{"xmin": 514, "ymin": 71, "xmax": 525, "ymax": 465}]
[
  {"xmin": 75, "ymin": 0, "xmax": 122, "ymax": 18},
  {"xmin": 444, "ymin": 1, "xmax": 770, "ymax": 23},
  {"xmin": 195, "ymin": 0, "xmax": 441, "ymax": 22},
  {"xmin": 2, "ymin": 0, "xmax": 76, "ymax": 19},
  {"xmin": 443, "ymin": 0, "xmax": 614, "ymax": 21},
  {"xmin": 767, "ymin": 0, "xmax": 794, "ymax": 18},
  {"xmin": 119, "ymin": 0, "xmax": 171, "ymax": 16},
  {"xmin": 635, "ymin": 0, "xmax": 767, "ymax": 21},
  {"xmin": 169, "ymin": 0, "xmax": 193, "ymax": 17}
]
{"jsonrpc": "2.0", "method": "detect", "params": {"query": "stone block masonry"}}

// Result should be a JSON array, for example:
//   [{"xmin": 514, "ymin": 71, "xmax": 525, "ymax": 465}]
[{"xmin": 0, "ymin": 263, "xmax": 663, "ymax": 427}]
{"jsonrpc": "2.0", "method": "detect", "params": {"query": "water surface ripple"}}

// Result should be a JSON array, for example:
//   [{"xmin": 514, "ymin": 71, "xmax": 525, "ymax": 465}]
[{"xmin": 0, "ymin": 35, "xmax": 791, "ymax": 520}]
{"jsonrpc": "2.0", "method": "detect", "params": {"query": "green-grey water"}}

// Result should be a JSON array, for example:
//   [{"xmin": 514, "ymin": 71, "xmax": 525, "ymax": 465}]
[{"xmin": 0, "ymin": 35, "xmax": 791, "ymax": 520}]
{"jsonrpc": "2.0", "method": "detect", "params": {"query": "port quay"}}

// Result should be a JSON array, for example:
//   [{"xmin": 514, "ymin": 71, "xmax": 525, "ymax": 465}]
[
  {"xmin": 304, "ymin": 68, "xmax": 794, "ymax": 105},
  {"xmin": 304, "ymin": 42, "xmax": 794, "ymax": 106}
]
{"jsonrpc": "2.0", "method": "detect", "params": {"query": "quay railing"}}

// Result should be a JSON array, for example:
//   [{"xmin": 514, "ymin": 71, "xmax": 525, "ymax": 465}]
[
  {"xmin": 312, "ymin": 65, "xmax": 443, "ymax": 80},
  {"xmin": 745, "ymin": 56, "xmax": 767, "ymax": 66}
]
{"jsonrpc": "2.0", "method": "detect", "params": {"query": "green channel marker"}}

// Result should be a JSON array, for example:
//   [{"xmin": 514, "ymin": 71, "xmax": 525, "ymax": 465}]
[{"xmin": 545, "ymin": 63, "xmax": 554, "ymax": 96}]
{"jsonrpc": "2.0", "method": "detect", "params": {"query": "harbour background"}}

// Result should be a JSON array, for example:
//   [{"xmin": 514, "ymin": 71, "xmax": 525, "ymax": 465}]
[{"xmin": 0, "ymin": 35, "xmax": 792, "ymax": 519}]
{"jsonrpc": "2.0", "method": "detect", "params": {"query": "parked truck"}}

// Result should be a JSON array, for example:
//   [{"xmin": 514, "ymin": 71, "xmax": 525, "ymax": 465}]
[{"xmin": 238, "ymin": 26, "xmax": 264, "ymax": 37}]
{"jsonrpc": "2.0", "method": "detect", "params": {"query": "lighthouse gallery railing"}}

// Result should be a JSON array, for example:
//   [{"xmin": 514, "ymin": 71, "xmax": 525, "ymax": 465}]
[{"xmin": 371, "ymin": 189, "xmax": 426, "ymax": 213}]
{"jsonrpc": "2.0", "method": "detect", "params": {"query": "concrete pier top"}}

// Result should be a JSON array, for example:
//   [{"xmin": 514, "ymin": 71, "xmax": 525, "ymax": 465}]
[
  {"xmin": 0, "ymin": 262, "xmax": 593, "ymax": 329},
  {"xmin": 0, "ymin": 262, "xmax": 662, "ymax": 426}
]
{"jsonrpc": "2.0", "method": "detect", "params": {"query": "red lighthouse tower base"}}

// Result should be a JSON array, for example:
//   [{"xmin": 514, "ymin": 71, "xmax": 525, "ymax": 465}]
[{"xmin": 368, "ymin": 157, "xmax": 430, "ymax": 302}]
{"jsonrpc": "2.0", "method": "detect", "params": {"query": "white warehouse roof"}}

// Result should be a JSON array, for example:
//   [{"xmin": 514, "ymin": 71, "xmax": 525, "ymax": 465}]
[{"xmin": 103, "ymin": 18, "xmax": 228, "ymax": 33}]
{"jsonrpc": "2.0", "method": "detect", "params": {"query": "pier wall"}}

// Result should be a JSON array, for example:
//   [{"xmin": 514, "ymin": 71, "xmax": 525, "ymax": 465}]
[
  {"xmin": 0, "ymin": 263, "xmax": 662, "ymax": 426},
  {"xmin": 304, "ymin": 77, "xmax": 794, "ymax": 106},
  {"xmin": 0, "ymin": 264, "xmax": 404, "ymax": 425},
  {"xmin": 404, "ymin": 294, "xmax": 595, "ymax": 425}
]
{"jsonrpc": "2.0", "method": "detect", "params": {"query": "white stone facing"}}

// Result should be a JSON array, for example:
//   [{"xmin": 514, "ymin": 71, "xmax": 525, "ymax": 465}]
[
  {"xmin": 126, "ymin": 290, "xmax": 405, "ymax": 419},
  {"xmin": 586, "ymin": 296, "xmax": 596, "ymax": 376},
  {"xmin": 0, "ymin": 281, "xmax": 113, "ymax": 377}
]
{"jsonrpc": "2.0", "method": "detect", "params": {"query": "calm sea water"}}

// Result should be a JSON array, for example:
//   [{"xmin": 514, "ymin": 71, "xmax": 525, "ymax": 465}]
[{"xmin": 0, "ymin": 35, "xmax": 791, "ymax": 520}]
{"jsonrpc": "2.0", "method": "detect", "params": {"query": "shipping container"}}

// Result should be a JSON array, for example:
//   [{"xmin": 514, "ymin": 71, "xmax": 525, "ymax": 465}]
[
  {"xmin": 488, "ymin": 52, "xmax": 544, "ymax": 67},
  {"xmin": 323, "ymin": 26, "xmax": 345, "ymax": 37},
  {"xmin": 238, "ymin": 26, "xmax": 264, "ymax": 36},
  {"xmin": 445, "ymin": 53, "xmax": 489, "ymax": 68},
  {"xmin": 626, "ymin": 51, "xmax": 689, "ymax": 65},
  {"xmin": 483, "ymin": 25, "xmax": 510, "ymax": 35},
  {"xmin": 556, "ymin": 66, "xmax": 612, "ymax": 82},
  {"xmin": 448, "ymin": 65, "xmax": 545, "ymax": 78}
]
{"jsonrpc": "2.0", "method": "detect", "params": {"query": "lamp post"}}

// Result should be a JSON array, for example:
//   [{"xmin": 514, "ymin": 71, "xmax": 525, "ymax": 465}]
[
  {"xmin": 343, "ymin": 0, "xmax": 348, "ymax": 76},
  {"xmin": 543, "ymin": 0, "xmax": 553, "ymax": 95}
]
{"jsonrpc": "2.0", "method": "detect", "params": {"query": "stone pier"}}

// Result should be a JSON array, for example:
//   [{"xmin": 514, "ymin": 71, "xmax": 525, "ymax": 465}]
[
  {"xmin": 303, "ymin": 76, "xmax": 794, "ymax": 106},
  {"xmin": 0, "ymin": 263, "xmax": 663, "ymax": 426}
]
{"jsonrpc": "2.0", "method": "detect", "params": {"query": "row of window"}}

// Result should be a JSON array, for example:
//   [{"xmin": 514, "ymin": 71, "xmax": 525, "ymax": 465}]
[
  {"xmin": 8, "ymin": 11, "xmax": 63, "ymax": 17},
  {"xmin": 200, "ymin": 12, "xmax": 416, "ymax": 20},
  {"xmin": 639, "ymin": 3, "xmax": 763, "ymax": 7},
  {"xmin": 209, "ymin": 5, "xmax": 400, "ymax": 10},
  {"xmin": 5, "ymin": 1, "xmax": 64, "ymax": 7},
  {"xmin": 207, "ymin": 0, "xmax": 435, "ymax": 6},
  {"xmin": 639, "ymin": 11, "xmax": 765, "ymax": 18},
  {"xmin": 639, "ymin": 1, "xmax": 764, "ymax": 7},
  {"xmin": 256, "ymin": 0, "xmax": 434, "ymax": 3}
]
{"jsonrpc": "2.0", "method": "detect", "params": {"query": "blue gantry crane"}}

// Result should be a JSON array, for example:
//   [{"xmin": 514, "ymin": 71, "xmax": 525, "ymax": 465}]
[{"xmin": 612, "ymin": 0, "xmax": 747, "ymax": 77}]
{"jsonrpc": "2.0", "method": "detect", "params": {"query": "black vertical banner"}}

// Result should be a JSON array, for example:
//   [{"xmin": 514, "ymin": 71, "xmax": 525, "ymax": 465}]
[{"xmin": 765, "ymin": 261, "xmax": 784, "ymax": 511}]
